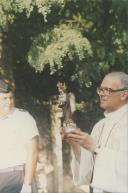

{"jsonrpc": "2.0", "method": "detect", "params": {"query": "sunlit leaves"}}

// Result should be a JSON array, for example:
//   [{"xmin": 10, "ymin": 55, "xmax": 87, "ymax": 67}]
[
  {"xmin": 0, "ymin": 0, "xmax": 66, "ymax": 30},
  {"xmin": 28, "ymin": 24, "xmax": 92, "ymax": 75},
  {"xmin": 33, "ymin": 0, "xmax": 67, "ymax": 21}
]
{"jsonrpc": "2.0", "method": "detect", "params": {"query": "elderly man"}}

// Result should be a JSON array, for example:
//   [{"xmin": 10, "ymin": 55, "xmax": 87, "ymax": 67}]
[
  {"xmin": 0, "ymin": 78, "xmax": 39, "ymax": 193},
  {"xmin": 65, "ymin": 72, "xmax": 128, "ymax": 193}
]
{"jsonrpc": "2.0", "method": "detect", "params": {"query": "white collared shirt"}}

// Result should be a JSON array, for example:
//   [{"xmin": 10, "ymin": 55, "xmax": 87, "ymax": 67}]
[
  {"xmin": 91, "ymin": 104, "xmax": 128, "ymax": 151},
  {"xmin": 71, "ymin": 104, "xmax": 128, "ymax": 192},
  {"xmin": 0, "ymin": 108, "xmax": 39, "ymax": 169}
]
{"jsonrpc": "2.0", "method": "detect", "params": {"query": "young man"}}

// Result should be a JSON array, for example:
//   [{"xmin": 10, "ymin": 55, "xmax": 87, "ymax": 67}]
[
  {"xmin": 0, "ymin": 78, "xmax": 39, "ymax": 193},
  {"xmin": 65, "ymin": 72, "xmax": 128, "ymax": 193}
]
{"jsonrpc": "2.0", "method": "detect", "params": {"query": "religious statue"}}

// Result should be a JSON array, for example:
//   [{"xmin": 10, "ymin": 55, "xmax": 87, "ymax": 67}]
[{"xmin": 57, "ymin": 82, "xmax": 77, "ymax": 137}]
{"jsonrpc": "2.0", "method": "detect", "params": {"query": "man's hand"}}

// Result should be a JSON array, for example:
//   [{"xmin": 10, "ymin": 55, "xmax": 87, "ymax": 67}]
[
  {"xmin": 67, "ymin": 130, "xmax": 96, "ymax": 152},
  {"xmin": 60, "ymin": 127, "xmax": 81, "ymax": 161},
  {"xmin": 20, "ymin": 184, "xmax": 31, "ymax": 193}
]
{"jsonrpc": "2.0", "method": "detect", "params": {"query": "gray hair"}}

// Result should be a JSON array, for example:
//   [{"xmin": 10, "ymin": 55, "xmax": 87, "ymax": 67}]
[{"xmin": 106, "ymin": 71, "xmax": 128, "ymax": 88}]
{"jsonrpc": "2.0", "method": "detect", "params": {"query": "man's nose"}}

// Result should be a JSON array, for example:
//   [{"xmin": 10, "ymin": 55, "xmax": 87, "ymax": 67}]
[{"xmin": 6, "ymin": 98, "xmax": 12, "ymax": 105}]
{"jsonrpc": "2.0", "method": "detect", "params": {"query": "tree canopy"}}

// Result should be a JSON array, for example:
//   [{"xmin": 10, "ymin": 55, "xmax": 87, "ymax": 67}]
[
  {"xmin": 28, "ymin": 24, "xmax": 92, "ymax": 80},
  {"xmin": 0, "ymin": 0, "xmax": 66, "ymax": 31},
  {"xmin": 0, "ymin": 0, "xmax": 128, "ymax": 115}
]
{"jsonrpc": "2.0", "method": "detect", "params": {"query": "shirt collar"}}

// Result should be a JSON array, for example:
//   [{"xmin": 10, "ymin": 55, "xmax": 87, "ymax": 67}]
[
  {"xmin": 104, "ymin": 103, "xmax": 128, "ymax": 121},
  {"xmin": 0, "ymin": 107, "xmax": 15, "ymax": 120}
]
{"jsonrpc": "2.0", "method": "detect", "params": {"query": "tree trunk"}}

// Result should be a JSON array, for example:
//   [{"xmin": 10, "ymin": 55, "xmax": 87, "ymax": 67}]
[
  {"xmin": 0, "ymin": 30, "xmax": 13, "ymax": 79},
  {"xmin": 50, "ymin": 98, "xmax": 63, "ymax": 193}
]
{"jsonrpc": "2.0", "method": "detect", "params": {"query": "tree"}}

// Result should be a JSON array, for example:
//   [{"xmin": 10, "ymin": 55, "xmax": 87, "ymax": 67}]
[
  {"xmin": 0, "ymin": 0, "xmax": 67, "ymax": 77},
  {"xmin": 28, "ymin": 24, "xmax": 92, "ymax": 85},
  {"xmin": 0, "ymin": 1, "xmax": 128, "ymax": 192}
]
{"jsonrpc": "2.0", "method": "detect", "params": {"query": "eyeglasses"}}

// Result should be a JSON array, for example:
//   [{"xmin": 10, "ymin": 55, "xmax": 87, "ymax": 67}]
[{"xmin": 97, "ymin": 87, "xmax": 128, "ymax": 96}]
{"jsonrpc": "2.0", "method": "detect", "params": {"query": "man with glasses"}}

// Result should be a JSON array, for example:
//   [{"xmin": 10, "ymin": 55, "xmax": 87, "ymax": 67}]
[
  {"xmin": 0, "ymin": 78, "xmax": 39, "ymax": 193},
  {"xmin": 64, "ymin": 72, "xmax": 128, "ymax": 193}
]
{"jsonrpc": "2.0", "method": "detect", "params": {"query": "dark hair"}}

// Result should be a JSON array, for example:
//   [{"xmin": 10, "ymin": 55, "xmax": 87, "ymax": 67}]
[{"xmin": 0, "ymin": 78, "xmax": 15, "ymax": 93}]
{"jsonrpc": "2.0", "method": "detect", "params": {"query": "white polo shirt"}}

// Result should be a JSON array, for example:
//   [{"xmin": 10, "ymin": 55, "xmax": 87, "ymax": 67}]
[{"xmin": 0, "ymin": 108, "xmax": 39, "ymax": 169}]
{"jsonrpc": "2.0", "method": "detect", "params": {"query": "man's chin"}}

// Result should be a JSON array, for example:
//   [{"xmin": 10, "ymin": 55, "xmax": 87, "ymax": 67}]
[{"xmin": 4, "ymin": 107, "xmax": 13, "ymax": 114}]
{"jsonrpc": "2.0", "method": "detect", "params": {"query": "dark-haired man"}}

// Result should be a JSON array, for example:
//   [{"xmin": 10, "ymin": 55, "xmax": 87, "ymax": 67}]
[{"xmin": 0, "ymin": 78, "xmax": 39, "ymax": 193}]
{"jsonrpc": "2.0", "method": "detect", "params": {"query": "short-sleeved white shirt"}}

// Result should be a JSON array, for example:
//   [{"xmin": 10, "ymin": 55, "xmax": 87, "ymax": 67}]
[{"xmin": 0, "ymin": 108, "xmax": 39, "ymax": 169}]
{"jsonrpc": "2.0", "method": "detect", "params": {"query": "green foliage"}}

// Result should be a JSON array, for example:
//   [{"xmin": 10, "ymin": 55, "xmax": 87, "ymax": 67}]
[
  {"xmin": 10, "ymin": 0, "xmax": 127, "ymax": 95},
  {"xmin": 0, "ymin": 0, "xmax": 32, "ymax": 30},
  {"xmin": 0, "ymin": 0, "xmax": 66, "ymax": 30},
  {"xmin": 28, "ymin": 24, "xmax": 92, "ymax": 75},
  {"xmin": 1, "ymin": 0, "xmax": 128, "ymax": 121},
  {"xmin": 33, "ymin": 0, "xmax": 67, "ymax": 22}
]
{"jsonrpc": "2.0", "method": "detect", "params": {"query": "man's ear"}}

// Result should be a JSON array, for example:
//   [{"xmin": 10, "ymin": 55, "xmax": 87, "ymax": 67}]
[{"xmin": 121, "ymin": 91, "xmax": 128, "ymax": 101}]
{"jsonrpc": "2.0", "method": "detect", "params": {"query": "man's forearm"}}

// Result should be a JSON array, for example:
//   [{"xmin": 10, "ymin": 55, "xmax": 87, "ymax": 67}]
[{"xmin": 24, "ymin": 137, "xmax": 39, "ymax": 185}]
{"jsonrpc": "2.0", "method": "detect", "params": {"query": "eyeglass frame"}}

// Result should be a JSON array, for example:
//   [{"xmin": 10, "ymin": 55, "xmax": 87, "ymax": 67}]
[{"xmin": 97, "ymin": 87, "xmax": 128, "ymax": 96}]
